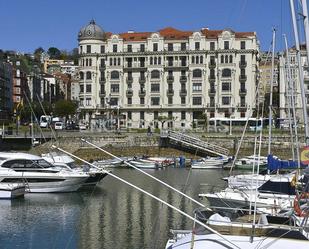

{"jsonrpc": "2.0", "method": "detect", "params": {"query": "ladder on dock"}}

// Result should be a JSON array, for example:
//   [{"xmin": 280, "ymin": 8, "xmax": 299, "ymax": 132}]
[{"xmin": 161, "ymin": 130, "xmax": 229, "ymax": 157}]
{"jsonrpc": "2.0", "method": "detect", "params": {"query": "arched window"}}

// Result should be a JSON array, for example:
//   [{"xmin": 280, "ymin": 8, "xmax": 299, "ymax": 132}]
[
  {"xmin": 154, "ymin": 57, "xmax": 157, "ymax": 65},
  {"xmin": 200, "ymin": 56, "xmax": 203, "ymax": 64},
  {"xmin": 225, "ymin": 55, "xmax": 228, "ymax": 63},
  {"xmin": 222, "ymin": 68, "xmax": 231, "ymax": 77},
  {"xmin": 196, "ymin": 56, "xmax": 199, "ymax": 64},
  {"xmin": 82, "ymin": 59, "xmax": 85, "ymax": 66},
  {"xmin": 158, "ymin": 57, "xmax": 161, "ymax": 65},
  {"xmin": 229, "ymin": 55, "xmax": 233, "ymax": 63},
  {"xmin": 221, "ymin": 55, "xmax": 224, "ymax": 63},
  {"xmin": 86, "ymin": 71, "xmax": 92, "ymax": 80},
  {"xmin": 118, "ymin": 58, "xmax": 121, "ymax": 66},
  {"xmin": 192, "ymin": 69, "xmax": 202, "ymax": 78},
  {"xmin": 151, "ymin": 70, "xmax": 160, "ymax": 79},
  {"xmin": 89, "ymin": 58, "xmax": 92, "ymax": 67},
  {"xmin": 79, "ymin": 72, "xmax": 84, "ymax": 80},
  {"xmin": 111, "ymin": 71, "xmax": 120, "ymax": 79},
  {"xmin": 113, "ymin": 58, "xmax": 117, "ymax": 66},
  {"xmin": 192, "ymin": 56, "xmax": 195, "ymax": 64},
  {"xmin": 150, "ymin": 57, "xmax": 153, "ymax": 65}
]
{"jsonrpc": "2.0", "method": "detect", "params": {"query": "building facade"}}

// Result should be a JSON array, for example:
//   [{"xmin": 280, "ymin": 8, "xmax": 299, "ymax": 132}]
[
  {"xmin": 77, "ymin": 20, "xmax": 259, "ymax": 129},
  {"xmin": 0, "ymin": 61, "xmax": 13, "ymax": 120},
  {"xmin": 279, "ymin": 45, "xmax": 309, "ymax": 123}
]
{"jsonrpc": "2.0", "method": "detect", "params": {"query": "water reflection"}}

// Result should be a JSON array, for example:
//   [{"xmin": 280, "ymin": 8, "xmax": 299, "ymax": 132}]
[{"xmin": 0, "ymin": 168, "xmax": 228, "ymax": 249}]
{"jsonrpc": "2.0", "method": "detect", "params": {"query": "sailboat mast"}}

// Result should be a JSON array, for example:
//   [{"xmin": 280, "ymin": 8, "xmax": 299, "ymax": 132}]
[
  {"xmin": 284, "ymin": 35, "xmax": 301, "ymax": 167},
  {"xmin": 290, "ymin": 0, "xmax": 309, "ymax": 145},
  {"xmin": 301, "ymin": 0, "xmax": 309, "ymax": 69},
  {"xmin": 268, "ymin": 29, "xmax": 276, "ymax": 155}
]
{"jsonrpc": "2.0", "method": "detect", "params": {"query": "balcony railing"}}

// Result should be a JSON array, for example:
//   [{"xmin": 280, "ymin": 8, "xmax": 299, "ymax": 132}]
[
  {"xmin": 239, "ymin": 88, "xmax": 247, "ymax": 95},
  {"xmin": 167, "ymin": 89, "xmax": 174, "ymax": 95},
  {"xmin": 126, "ymin": 89, "xmax": 133, "ymax": 96},
  {"xmin": 179, "ymin": 89, "xmax": 187, "ymax": 96},
  {"xmin": 208, "ymin": 88, "xmax": 216, "ymax": 95},
  {"xmin": 139, "ymin": 77, "xmax": 146, "ymax": 83},
  {"xmin": 126, "ymin": 77, "xmax": 133, "ymax": 84},
  {"xmin": 208, "ymin": 62, "xmax": 216, "ymax": 68},
  {"xmin": 138, "ymin": 89, "xmax": 146, "ymax": 96},
  {"xmin": 208, "ymin": 75, "xmax": 216, "ymax": 82},
  {"xmin": 100, "ymin": 78, "xmax": 106, "ymax": 83},
  {"xmin": 239, "ymin": 75, "xmax": 247, "ymax": 82},
  {"xmin": 167, "ymin": 75, "xmax": 174, "ymax": 83},
  {"xmin": 239, "ymin": 61, "xmax": 247, "ymax": 68},
  {"xmin": 180, "ymin": 75, "xmax": 187, "ymax": 83},
  {"xmin": 99, "ymin": 90, "xmax": 106, "ymax": 96}
]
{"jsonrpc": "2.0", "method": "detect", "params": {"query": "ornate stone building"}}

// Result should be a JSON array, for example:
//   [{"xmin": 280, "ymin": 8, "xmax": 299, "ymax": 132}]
[{"xmin": 77, "ymin": 20, "xmax": 259, "ymax": 129}]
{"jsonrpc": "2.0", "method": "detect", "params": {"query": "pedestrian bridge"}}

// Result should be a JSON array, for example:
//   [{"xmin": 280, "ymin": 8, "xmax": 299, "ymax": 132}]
[{"xmin": 160, "ymin": 130, "xmax": 229, "ymax": 157}]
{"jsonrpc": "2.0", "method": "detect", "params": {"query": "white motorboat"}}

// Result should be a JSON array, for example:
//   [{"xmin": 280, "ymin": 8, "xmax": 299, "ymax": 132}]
[
  {"xmin": 235, "ymin": 155, "xmax": 268, "ymax": 170},
  {"xmin": 0, "ymin": 152, "xmax": 89, "ymax": 193},
  {"xmin": 128, "ymin": 159, "xmax": 161, "ymax": 169},
  {"xmin": 165, "ymin": 227, "xmax": 309, "ymax": 249},
  {"xmin": 42, "ymin": 152, "xmax": 109, "ymax": 186},
  {"xmin": 0, "ymin": 182, "xmax": 25, "ymax": 199},
  {"xmin": 191, "ymin": 157, "xmax": 224, "ymax": 169}
]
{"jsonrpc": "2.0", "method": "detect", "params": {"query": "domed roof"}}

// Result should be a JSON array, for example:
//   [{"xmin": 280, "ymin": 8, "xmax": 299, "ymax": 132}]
[{"xmin": 78, "ymin": 20, "xmax": 105, "ymax": 41}]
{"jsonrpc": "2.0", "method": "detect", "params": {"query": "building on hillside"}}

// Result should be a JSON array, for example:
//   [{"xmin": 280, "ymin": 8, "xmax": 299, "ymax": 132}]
[
  {"xmin": 11, "ymin": 60, "xmax": 30, "ymax": 105},
  {"xmin": 60, "ymin": 61, "xmax": 78, "ymax": 76},
  {"xmin": 43, "ymin": 59, "xmax": 64, "ymax": 73},
  {"xmin": 279, "ymin": 45, "xmax": 309, "ymax": 123},
  {"xmin": 77, "ymin": 20, "xmax": 260, "ymax": 129},
  {"xmin": 0, "ymin": 61, "xmax": 13, "ymax": 120},
  {"xmin": 71, "ymin": 78, "xmax": 80, "ymax": 102},
  {"xmin": 54, "ymin": 72, "xmax": 71, "ymax": 100}
]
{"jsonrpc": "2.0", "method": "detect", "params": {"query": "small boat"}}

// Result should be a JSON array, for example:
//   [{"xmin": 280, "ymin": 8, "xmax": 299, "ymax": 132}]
[
  {"xmin": 235, "ymin": 155, "xmax": 268, "ymax": 170},
  {"xmin": 191, "ymin": 157, "xmax": 225, "ymax": 169},
  {"xmin": 146, "ymin": 157, "xmax": 175, "ymax": 166},
  {"xmin": 94, "ymin": 157, "xmax": 130, "ymax": 168},
  {"xmin": 0, "ymin": 182, "xmax": 25, "ymax": 199},
  {"xmin": 128, "ymin": 159, "xmax": 161, "ymax": 169}
]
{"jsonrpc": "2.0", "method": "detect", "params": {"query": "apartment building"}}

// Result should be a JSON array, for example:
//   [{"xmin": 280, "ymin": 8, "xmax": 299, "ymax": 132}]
[{"xmin": 77, "ymin": 20, "xmax": 259, "ymax": 129}]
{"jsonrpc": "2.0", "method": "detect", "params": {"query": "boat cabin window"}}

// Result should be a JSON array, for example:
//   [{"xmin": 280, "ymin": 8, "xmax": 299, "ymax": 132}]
[{"xmin": 1, "ymin": 159, "xmax": 54, "ymax": 169}]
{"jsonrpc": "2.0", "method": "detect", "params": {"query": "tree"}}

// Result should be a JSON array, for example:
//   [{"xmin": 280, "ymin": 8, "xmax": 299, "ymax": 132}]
[
  {"xmin": 157, "ymin": 115, "xmax": 169, "ymax": 129},
  {"xmin": 54, "ymin": 100, "xmax": 77, "ymax": 117},
  {"xmin": 34, "ymin": 47, "xmax": 44, "ymax": 62},
  {"xmin": 47, "ymin": 47, "xmax": 61, "ymax": 59}
]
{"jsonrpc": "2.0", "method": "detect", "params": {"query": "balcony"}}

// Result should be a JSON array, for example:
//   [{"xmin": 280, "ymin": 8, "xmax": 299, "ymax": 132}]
[
  {"xmin": 208, "ymin": 75, "xmax": 216, "ymax": 82},
  {"xmin": 180, "ymin": 75, "xmax": 187, "ymax": 83},
  {"xmin": 239, "ymin": 75, "xmax": 247, "ymax": 82},
  {"xmin": 207, "ymin": 103, "xmax": 215, "ymax": 108},
  {"xmin": 208, "ymin": 62, "xmax": 216, "ymax": 69},
  {"xmin": 100, "ymin": 78, "xmax": 106, "ymax": 83},
  {"xmin": 139, "ymin": 77, "xmax": 146, "ymax": 84},
  {"xmin": 179, "ymin": 89, "xmax": 187, "ymax": 96},
  {"xmin": 238, "ymin": 103, "xmax": 247, "ymax": 108},
  {"xmin": 239, "ymin": 88, "xmax": 247, "ymax": 95},
  {"xmin": 126, "ymin": 89, "xmax": 133, "ymax": 96},
  {"xmin": 208, "ymin": 88, "xmax": 216, "ymax": 96},
  {"xmin": 126, "ymin": 77, "xmax": 133, "ymax": 84},
  {"xmin": 167, "ymin": 75, "xmax": 174, "ymax": 83},
  {"xmin": 99, "ymin": 90, "xmax": 106, "ymax": 97},
  {"xmin": 167, "ymin": 89, "xmax": 174, "ymax": 96},
  {"xmin": 99, "ymin": 64, "xmax": 106, "ymax": 69},
  {"xmin": 239, "ymin": 61, "xmax": 247, "ymax": 68},
  {"xmin": 138, "ymin": 89, "xmax": 146, "ymax": 96}
]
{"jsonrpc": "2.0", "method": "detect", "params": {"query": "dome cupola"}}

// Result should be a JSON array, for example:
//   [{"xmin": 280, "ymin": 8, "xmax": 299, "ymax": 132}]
[{"xmin": 78, "ymin": 20, "xmax": 105, "ymax": 41}]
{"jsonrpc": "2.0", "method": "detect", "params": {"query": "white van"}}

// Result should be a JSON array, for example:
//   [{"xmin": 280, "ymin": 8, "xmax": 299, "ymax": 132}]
[{"xmin": 54, "ymin": 122, "xmax": 64, "ymax": 130}]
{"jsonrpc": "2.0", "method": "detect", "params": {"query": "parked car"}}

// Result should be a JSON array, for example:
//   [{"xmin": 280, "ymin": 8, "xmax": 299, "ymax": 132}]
[
  {"xmin": 79, "ymin": 124, "xmax": 87, "ymax": 130},
  {"xmin": 54, "ymin": 122, "xmax": 64, "ymax": 130}
]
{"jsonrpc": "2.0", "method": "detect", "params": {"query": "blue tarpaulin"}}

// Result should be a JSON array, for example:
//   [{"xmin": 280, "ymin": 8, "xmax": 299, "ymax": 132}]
[{"xmin": 267, "ymin": 154, "xmax": 306, "ymax": 171}]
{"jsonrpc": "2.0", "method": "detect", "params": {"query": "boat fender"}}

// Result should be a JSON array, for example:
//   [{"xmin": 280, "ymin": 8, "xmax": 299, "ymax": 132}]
[{"xmin": 293, "ymin": 192, "xmax": 309, "ymax": 217}]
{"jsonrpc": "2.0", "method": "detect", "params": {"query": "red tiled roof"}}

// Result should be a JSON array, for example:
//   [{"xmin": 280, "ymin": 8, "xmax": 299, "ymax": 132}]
[
  {"xmin": 119, "ymin": 32, "xmax": 152, "ymax": 41},
  {"xmin": 159, "ymin": 27, "xmax": 193, "ymax": 40},
  {"xmin": 105, "ymin": 27, "xmax": 255, "ymax": 41}
]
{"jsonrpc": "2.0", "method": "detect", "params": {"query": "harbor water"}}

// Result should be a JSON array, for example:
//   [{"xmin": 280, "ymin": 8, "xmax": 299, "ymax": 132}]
[
  {"xmin": 0, "ymin": 167, "xmax": 228, "ymax": 249},
  {"xmin": 0, "ymin": 167, "xmax": 229, "ymax": 249}
]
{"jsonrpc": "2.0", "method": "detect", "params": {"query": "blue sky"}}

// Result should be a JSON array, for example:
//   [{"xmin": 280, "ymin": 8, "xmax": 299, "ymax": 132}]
[{"xmin": 0, "ymin": 0, "xmax": 305, "ymax": 53}]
